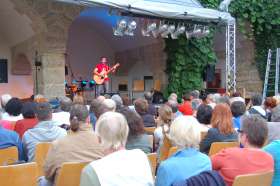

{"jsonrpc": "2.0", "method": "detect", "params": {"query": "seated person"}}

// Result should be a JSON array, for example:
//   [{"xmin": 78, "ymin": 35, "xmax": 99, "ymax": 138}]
[
  {"xmin": 212, "ymin": 115, "xmax": 274, "ymax": 186},
  {"xmin": 80, "ymin": 112, "xmax": 153, "ymax": 186},
  {"xmin": 121, "ymin": 108, "xmax": 152, "ymax": 153},
  {"xmin": 230, "ymin": 101, "xmax": 246, "ymax": 130},
  {"xmin": 200, "ymin": 104, "xmax": 238, "ymax": 154},
  {"xmin": 196, "ymin": 104, "xmax": 213, "ymax": 132},
  {"xmin": 144, "ymin": 92, "xmax": 157, "ymax": 116},
  {"xmin": 52, "ymin": 97, "xmax": 72, "ymax": 126},
  {"xmin": 178, "ymin": 93, "xmax": 193, "ymax": 116},
  {"xmin": 267, "ymin": 105, "xmax": 280, "ymax": 143},
  {"xmin": 248, "ymin": 94, "xmax": 266, "ymax": 119},
  {"xmin": 155, "ymin": 116, "xmax": 211, "ymax": 186},
  {"xmin": 134, "ymin": 98, "xmax": 155, "ymax": 127},
  {"xmin": 41, "ymin": 104, "xmax": 104, "ymax": 185},
  {"xmin": 2, "ymin": 97, "xmax": 23, "ymax": 121},
  {"xmin": 0, "ymin": 112, "xmax": 25, "ymax": 161},
  {"xmin": 14, "ymin": 102, "xmax": 38, "ymax": 138},
  {"xmin": 22, "ymin": 102, "xmax": 67, "ymax": 161}
]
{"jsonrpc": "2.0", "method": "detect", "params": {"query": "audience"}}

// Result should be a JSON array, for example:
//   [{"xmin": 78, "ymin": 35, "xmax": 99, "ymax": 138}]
[
  {"xmin": 73, "ymin": 94, "xmax": 84, "ymax": 105},
  {"xmin": 155, "ymin": 116, "xmax": 211, "ymax": 186},
  {"xmin": 267, "ymin": 105, "xmax": 280, "ymax": 143},
  {"xmin": 2, "ymin": 97, "xmax": 23, "ymax": 121},
  {"xmin": 264, "ymin": 97, "xmax": 277, "ymax": 121},
  {"xmin": 111, "ymin": 94, "xmax": 124, "ymax": 112},
  {"xmin": 41, "ymin": 104, "xmax": 104, "ymax": 186},
  {"xmin": 211, "ymin": 115, "xmax": 274, "ymax": 186},
  {"xmin": 191, "ymin": 98, "xmax": 201, "ymax": 117},
  {"xmin": 0, "ymin": 112, "xmax": 25, "ymax": 161},
  {"xmin": 229, "ymin": 92, "xmax": 245, "ymax": 104},
  {"xmin": 144, "ymin": 92, "xmax": 157, "ymax": 116},
  {"xmin": 168, "ymin": 93, "xmax": 178, "ymax": 102},
  {"xmin": 102, "ymin": 99, "xmax": 116, "ymax": 112},
  {"xmin": 0, "ymin": 94, "xmax": 12, "ymax": 111},
  {"xmin": 196, "ymin": 104, "xmax": 213, "ymax": 132},
  {"xmin": 52, "ymin": 97, "xmax": 72, "ymax": 126},
  {"xmin": 89, "ymin": 99, "xmax": 102, "ymax": 129},
  {"xmin": 22, "ymin": 102, "xmax": 67, "ymax": 161},
  {"xmin": 154, "ymin": 105, "xmax": 173, "ymax": 152},
  {"xmin": 230, "ymin": 101, "xmax": 246, "ymax": 130},
  {"xmin": 134, "ymin": 98, "xmax": 155, "ymax": 127},
  {"xmin": 166, "ymin": 100, "xmax": 182, "ymax": 119},
  {"xmin": 206, "ymin": 94, "xmax": 216, "ymax": 109},
  {"xmin": 200, "ymin": 103, "xmax": 238, "ymax": 154},
  {"xmin": 178, "ymin": 92, "xmax": 193, "ymax": 116},
  {"xmin": 80, "ymin": 112, "xmax": 154, "ymax": 186},
  {"xmin": 248, "ymin": 93, "xmax": 266, "ymax": 119},
  {"xmin": 121, "ymin": 108, "xmax": 152, "ymax": 153},
  {"xmin": 14, "ymin": 102, "xmax": 38, "ymax": 138}
]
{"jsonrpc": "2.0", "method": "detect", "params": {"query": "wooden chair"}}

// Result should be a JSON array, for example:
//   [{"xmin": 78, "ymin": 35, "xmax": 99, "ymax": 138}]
[
  {"xmin": 56, "ymin": 162, "xmax": 88, "ymax": 186},
  {"xmin": 200, "ymin": 131, "xmax": 208, "ymax": 141},
  {"xmin": 0, "ymin": 146, "xmax": 18, "ymax": 165},
  {"xmin": 233, "ymin": 171, "xmax": 274, "ymax": 186},
  {"xmin": 0, "ymin": 162, "xmax": 38, "ymax": 186},
  {"xmin": 144, "ymin": 127, "xmax": 156, "ymax": 134},
  {"xmin": 147, "ymin": 153, "xmax": 157, "ymax": 177},
  {"xmin": 148, "ymin": 135, "xmax": 154, "ymax": 152},
  {"xmin": 168, "ymin": 146, "xmax": 178, "ymax": 157},
  {"xmin": 34, "ymin": 142, "xmax": 51, "ymax": 176},
  {"xmin": 208, "ymin": 142, "xmax": 239, "ymax": 156},
  {"xmin": 159, "ymin": 136, "xmax": 172, "ymax": 161}
]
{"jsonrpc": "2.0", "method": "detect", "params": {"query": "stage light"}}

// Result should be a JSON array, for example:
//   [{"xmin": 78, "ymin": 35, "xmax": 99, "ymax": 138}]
[
  {"xmin": 161, "ymin": 25, "xmax": 176, "ymax": 38},
  {"xmin": 141, "ymin": 22, "xmax": 157, "ymax": 37},
  {"xmin": 113, "ymin": 19, "xmax": 127, "ymax": 36},
  {"xmin": 72, "ymin": 80, "xmax": 77, "ymax": 84},
  {"xmin": 89, "ymin": 80, "xmax": 95, "ymax": 88},
  {"xmin": 124, "ymin": 20, "xmax": 137, "ymax": 36},
  {"xmin": 81, "ymin": 80, "xmax": 87, "ymax": 87},
  {"xmin": 171, "ymin": 25, "xmax": 186, "ymax": 39},
  {"xmin": 152, "ymin": 22, "xmax": 168, "ymax": 38}
]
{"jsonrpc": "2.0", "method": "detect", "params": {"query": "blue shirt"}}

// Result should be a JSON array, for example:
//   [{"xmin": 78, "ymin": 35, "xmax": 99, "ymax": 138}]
[
  {"xmin": 232, "ymin": 116, "xmax": 241, "ymax": 130},
  {"xmin": 155, "ymin": 148, "xmax": 212, "ymax": 186},
  {"xmin": 0, "ymin": 125, "xmax": 25, "ymax": 161},
  {"xmin": 263, "ymin": 140, "xmax": 280, "ymax": 186}
]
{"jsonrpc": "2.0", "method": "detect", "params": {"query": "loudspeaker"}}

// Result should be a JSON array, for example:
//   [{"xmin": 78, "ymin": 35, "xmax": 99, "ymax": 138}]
[{"xmin": 0, "ymin": 59, "xmax": 8, "ymax": 83}]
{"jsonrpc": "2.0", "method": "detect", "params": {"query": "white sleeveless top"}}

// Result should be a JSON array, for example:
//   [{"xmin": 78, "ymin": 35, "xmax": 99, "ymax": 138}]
[{"xmin": 90, "ymin": 149, "xmax": 154, "ymax": 186}]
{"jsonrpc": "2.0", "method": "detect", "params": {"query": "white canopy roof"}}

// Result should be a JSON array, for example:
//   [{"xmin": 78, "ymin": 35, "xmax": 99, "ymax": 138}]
[{"xmin": 57, "ymin": 0, "xmax": 234, "ymax": 24}]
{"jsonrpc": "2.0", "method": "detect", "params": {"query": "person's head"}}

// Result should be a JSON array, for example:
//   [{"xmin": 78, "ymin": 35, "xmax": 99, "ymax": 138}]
[
  {"xmin": 168, "ymin": 93, "xmax": 178, "ymax": 102},
  {"xmin": 1, "ymin": 94, "xmax": 12, "ymax": 109},
  {"xmin": 217, "ymin": 96, "xmax": 230, "ymax": 105},
  {"xmin": 264, "ymin": 97, "xmax": 277, "ymax": 110},
  {"xmin": 232, "ymin": 92, "xmax": 242, "ymax": 97},
  {"xmin": 230, "ymin": 101, "xmax": 246, "ymax": 118},
  {"xmin": 96, "ymin": 95, "xmax": 105, "ymax": 102},
  {"xmin": 158, "ymin": 104, "xmax": 173, "ymax": 125},
  {"xmin": 69, "ymin": 104, "xmax": 89, "ymax": 132},
  {"xmin": 190, "ymin": 90, "xmax": 200, "ymax": 100},
  {"xmin": 251, "ymin": 94, "xmax": 262, "ymax": 106},
  {"xmin": 206, "ymin": 94, "xmax": 214, "ymax": 104},
  {"xmin": 144, "ymin": 92, "xmax": 153, "ymax": 103},
  {"xmin": 22, "ymin": 102, "xmax": 37, "ymax": 119},
  {"xmin": 111, "ymin": 94, "xmax": 123, "ymax": 109},
  {"xmin": 134, "ymin": 98, "xmax": 148, "ymax": 115},
  {"xmin": 182, "ymin": 92, "xmax": 191, "ymax": 101},
  {"xmin": 212, "ymin": 93, "xmax": 221, "ymax": 103},
  {"xmin": 90, "ymin": 99, "xmax": 102, "ymax": 114},
  {"xmin": 73, "ymin": 95, "xmax": 84, "ymax": 105},
  {"xmin": 191, "ymin": 99, "xmax": 201, "ymax": 111},
  {"xmin": 34, "ymin": 94, "xmax": 48, "ymax": 103},
  {"xmin": 167, "ymin": 100, "xmax": 178, "ymax": 113},
  {"xmin": 121, "ymin": 95, "xmax": 131, "ymax": 107},
  {"xmin": 35, "ymin": 102, "xmax": 52, "ymax": 121},
  {"xmin": 59, "ymin": 97, "xmax": 72, "ymax": 112},
  {"xmin": 169, "ymin": 116, "xmax": 200, "ymax": 149},
  {"xmin": 240, "ymin": 115, "xmax": 268, "ymax": 148},
  {"xmin": 5, "ymin": 97, "xmax": 23, "ymax": 116},
  {"xmin": 95, "ymin": 112, "xmax": 128, "ymax": 154},
  {"xmin": 120, "ymin": 108, "xmax": 144, "ymax": 137},
  {"xmin": 102, "ymin": 99, "xmax": 116, "ymax": 112},
  {"xmin": 196, "ymin": 104, "xmax": 213, "ymax": 125},
  {"xmin": 271, "ymin": 105, "xmax": 280, "ymax": 122},
  {"xmin": 100, "ymin": 56, "xmax": 107, "ymax": 64},
  {"xmin": 211, "ymin": 103, "xmax": 234, "ymax": 134}
]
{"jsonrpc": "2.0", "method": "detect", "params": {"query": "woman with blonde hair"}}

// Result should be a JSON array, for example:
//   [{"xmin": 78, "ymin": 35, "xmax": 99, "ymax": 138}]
[
  {"xmin": 154, "ymin": 104, "xmax": 173, "ymax": 152},
  {"xmin": 200, "ymin": 103, "xmax": 238, "ymax": 154},
  {"xmin": 155, "ymin": 116, "xmax": 211, "ymax": 186}
]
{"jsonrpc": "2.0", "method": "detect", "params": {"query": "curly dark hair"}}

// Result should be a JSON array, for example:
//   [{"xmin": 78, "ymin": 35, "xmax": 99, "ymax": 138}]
[
  {"xmin": 197, "ymin": 104, "xmax": 213, "ymax": 125},
  {"xmin": 5, "ymin": 97, "xmax": 23, "ymax": 116},
  {"xmin": 22, "ymin": 102, "xmax": 37, "ymax": 118},
  {"xmin": 120, "ymin": 108, "xmax": 144, "ymax": 136}
]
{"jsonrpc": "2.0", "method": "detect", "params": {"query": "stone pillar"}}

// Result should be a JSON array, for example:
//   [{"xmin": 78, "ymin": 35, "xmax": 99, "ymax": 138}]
[{"xmin": 37, "ymin": 53, "xmax": 65, "ymax": 99}]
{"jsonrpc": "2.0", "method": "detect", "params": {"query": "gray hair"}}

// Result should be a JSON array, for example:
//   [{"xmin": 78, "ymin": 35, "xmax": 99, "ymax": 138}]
[
  {"xmin": 35, "ymin": 102, "xmax": 52, "ymax": 121},
  {"xmin": 96, "ymin": 112, "xmax": 129, "ymax": 150},
  {"xmin": 1, "ymin": 94, "xmax": 12, "ymax": 108},
  {"xmin": 60, "ymin": 97, "xmax": 72, "ymax": 112},
  {"xmin": 271, "ymin": 105, "xmax": 280, "ymax": 122},
  {"xmin": 111, "ymin": 94, "xmax": 123, "ymax": 107},
  {"xmin": 144, "ymin": 92, "xmax": 153, "ymax": 101},
  {"xmin": 102, "ymin": 99, "xmax": 116, "ymax": 112},
  {"xmin": 190, "ymin": 90, "xmax": 200, "ymax": 99}
]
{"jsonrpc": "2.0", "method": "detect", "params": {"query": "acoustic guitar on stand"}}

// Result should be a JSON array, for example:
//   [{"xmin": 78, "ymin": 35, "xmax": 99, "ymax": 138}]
[{"xmin": 93, "ymin": 63, "xmax": 120, "ymax": 85}]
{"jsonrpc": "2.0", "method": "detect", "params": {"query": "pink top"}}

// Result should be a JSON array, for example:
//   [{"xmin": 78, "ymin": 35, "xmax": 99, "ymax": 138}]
[
  {"xmin": 0, "ymin": 120, "xmax": 14, "ymax": 130},
  {"xmin": 211, "ymin": 147, "xmax": 274, "ymax": 186}
]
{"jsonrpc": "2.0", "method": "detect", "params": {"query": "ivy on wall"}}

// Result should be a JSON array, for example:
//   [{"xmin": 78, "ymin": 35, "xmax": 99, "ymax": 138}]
[
  {"xmin": 164, "ymin": 0, "xmax": 219, "ymax": 98},
  {"xmin": 229, "ymin": 0, "xmax": 280, "ymax": 81}
]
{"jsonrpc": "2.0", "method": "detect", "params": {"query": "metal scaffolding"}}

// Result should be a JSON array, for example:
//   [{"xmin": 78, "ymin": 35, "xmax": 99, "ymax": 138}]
[{"xmin": 226, "ymin": 19, "xmax": 236, "ymax": 92}]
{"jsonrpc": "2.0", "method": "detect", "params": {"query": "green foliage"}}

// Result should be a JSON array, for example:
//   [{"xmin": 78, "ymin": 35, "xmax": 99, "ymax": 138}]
[
  {"xmin": 229, "ymin": 0, "xmax": 280, "ymax": 80},
  {"xmin": 164, "ymin": 0, "xmax": 219, "ymax": 98}
]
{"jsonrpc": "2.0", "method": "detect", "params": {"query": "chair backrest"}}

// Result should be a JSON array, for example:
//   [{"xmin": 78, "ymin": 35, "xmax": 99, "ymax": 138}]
[
  {"xmin": 34, "ymin": 142, "xmax": 51, "ymax": 176},
  {"xmin": 56, "ymin": 162, "xmax": 88, "ymax": 186},
  {"xmin": 233, "ymin": 171, "xmax": 274, "ymax": 186},
  {"xmin": 147, "ymin": 153, "xmax": 157, "ymax": 177},
  {"xmin": 200, "ymin": 131, "xmax": 208, "ymax": 141},
  {"xmin": 208, "ymin": 141, "xmax": 239, "ymax": 156},
  {"xmin": 148, "ymin": 135, "xmax": 154, "ymax": 151},
  {"xmin": 159, "ymin": 136, "xmax": 172, "ymax": 161},
  {"xmin": 144, "ymin": 127, "xmax": 156, "ymax": 134},
  {"xmin": 0, "ymin": 162, "xmax": 38, "ymax": 186},
  {"xmin": 0, "ymin": 146, "xmax": 18, "ymax": 165},
  {"xmin": 168, "ymin": 146, "xmax": 178, "ymax": 158}
]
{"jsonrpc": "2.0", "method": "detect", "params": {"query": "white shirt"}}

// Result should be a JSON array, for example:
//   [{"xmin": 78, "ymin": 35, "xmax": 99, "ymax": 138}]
[{"xmin": 52, "ymin": 111, "xmax": 70, "ymax": 125}]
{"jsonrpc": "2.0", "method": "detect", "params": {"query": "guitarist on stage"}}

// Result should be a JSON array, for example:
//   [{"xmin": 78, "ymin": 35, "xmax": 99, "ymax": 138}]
[{"xmin": 93, "ymin": 57, "xmax": 115, "ymax": 96}]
